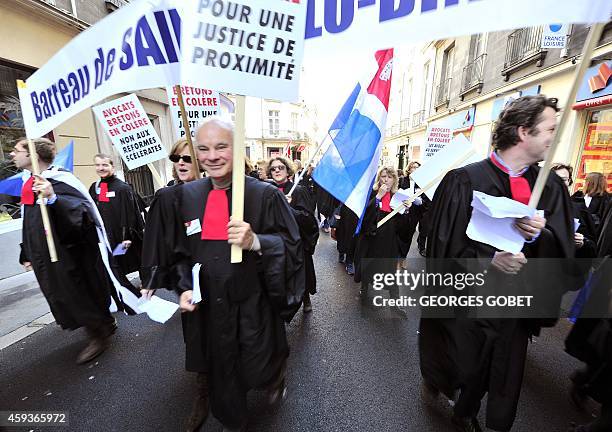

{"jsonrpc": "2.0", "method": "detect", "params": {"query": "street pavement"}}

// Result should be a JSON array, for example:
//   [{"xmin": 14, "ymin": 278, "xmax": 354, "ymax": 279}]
[{"xmin": 0, "ymin": 232, "xmax": 597, "ymax": 432}]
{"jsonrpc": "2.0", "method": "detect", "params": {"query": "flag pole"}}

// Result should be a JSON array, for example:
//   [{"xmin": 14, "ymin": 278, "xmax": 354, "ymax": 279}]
[
  {"xmin": 528, "ymin": 22, "xmax": 605, "ymax": 208},
  {"xmin": 174, "ymin": 85, "xmax": 201, "ymax": 181},
  {"xmin": 27, "ymin": 138, "xmax": 59, "ymax": 263},
  {"xmin": 286, "ymin": 133, "xmax": 330, "ymax": 197},
  {"xmin": 231, "ymin": 95, "xmax": 246, "ymax": 263},
  {"xmin": 377, "ymin": 149, "xmax": 477, "ymax": 228}
]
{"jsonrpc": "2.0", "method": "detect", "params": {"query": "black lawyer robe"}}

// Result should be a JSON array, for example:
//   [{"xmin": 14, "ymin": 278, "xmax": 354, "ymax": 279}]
[
  {"xmin": 336, "ymin": 204, "xmax": 359, "ymax": 262},
  {"xmin": 276, "ymin": 180, "xmax": 319, "ymax": 295},
  {"xmin": 419, "ymin": 158, "xmax": 574, "ymax": 432},
  {"xmin": 88, "ymin": 176, "xmax": 144, "ymax": 280},
  {"xmin": 354, "ymin": 190, "xmax": 410, "ymax": 283},
  {"xmin": 142, "ymin": 176, "xmax": 304, "ymax": 428},
  {"xmin": 21, "ymin": 179, "xmax": 115, "ymax": 331}
]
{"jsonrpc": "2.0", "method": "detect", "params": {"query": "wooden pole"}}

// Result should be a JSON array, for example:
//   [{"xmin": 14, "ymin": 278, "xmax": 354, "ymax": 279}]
[
  {"xmin": 528, "ymin": 23, "xmax": 605, "ymax": 209},
  {"xmin": 174, "ymin": 85, "xmax": 200, "ymax": 181},
  {"xmin": 27, "ymin": 139, "xmax": 58, "ymax": 262},
  {"xmin": 231, "ymin": 95, "xmax": 247, "ymax": 263},
  {"xmin": 147, "ymin": 163, "xmax": 165, "ymax": 188},
  {"xmin": 377, "ymin": 148, "xmax": 477, "ymax": 228}
]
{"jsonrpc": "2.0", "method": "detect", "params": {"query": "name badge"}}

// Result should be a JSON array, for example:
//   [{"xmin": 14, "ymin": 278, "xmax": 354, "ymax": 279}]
[
  {"xmin": 185, "ymin": 218, "xmax": 202, "ymax": 236},
  {"xmin": 106, "ymin": 191, "xmax": 116, "ymax": 198}
]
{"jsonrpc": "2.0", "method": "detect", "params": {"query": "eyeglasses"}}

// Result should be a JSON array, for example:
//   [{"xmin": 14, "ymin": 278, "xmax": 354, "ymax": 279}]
[
  {"xmin": 169, "ymin": 154, "xmax": 192, "ymax": 163},
  {"xmin": 270, "ymin": 165, "xmax": 286, "ymax": 172}
]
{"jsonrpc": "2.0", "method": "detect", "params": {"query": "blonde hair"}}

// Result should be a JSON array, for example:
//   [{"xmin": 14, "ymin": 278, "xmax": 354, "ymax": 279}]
[
  {"xmin": 583, "ymin": 172, "xmax": 608, "ymax": 197},
  {"xmin": 373, "ymin": 166, "xmax": 399, "ymax": 193},
  {"xmin": 169, "ymin": 139, "xmax": 193, "ymax": 182}
]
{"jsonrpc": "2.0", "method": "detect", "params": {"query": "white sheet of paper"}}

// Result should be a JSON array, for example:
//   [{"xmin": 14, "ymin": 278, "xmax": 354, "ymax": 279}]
[
  {"xmin": 471, "ymin": 191, "xmax": 536, "ymax": 219},
  {"xmin": 410, "ymin": 134, "xmax": 481, "ymax": 200},
  {"xmin": 191, "ymin": 263, "xmax": 202, "ymax": 304},
  {"xmin": 137, "ymin": 296, "xmax": 179, "ymax": 324},
  {"xmin": 390, "ymin": 188, "xmax": 412, "ymax": 214},
  {"xmin": 574, "ymin": 218, "xmax": 581, "ymax": 233},
  {"xmin": 466, "ymin": 209, "xmax": 526, "ymax": 254},
  {"xmin": 112, "ymin": 243, "xmax": 128, "ymax": 256},
  {"xmin": 466, "ymin": 192, "xmax": 542, "ymax": 253}
]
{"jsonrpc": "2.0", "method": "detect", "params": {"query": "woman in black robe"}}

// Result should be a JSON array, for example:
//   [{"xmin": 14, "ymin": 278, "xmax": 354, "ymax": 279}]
[
  {"xmin": 354, "ymin": 166, "xmax": 411, "ymax": 298},
  {"xmin": 267, "ymin": 156, "xmax": 319, "ymax": 313},
  {"xmin": 571, "ymin": 172, "xmax": 610, "ymax": 238}
]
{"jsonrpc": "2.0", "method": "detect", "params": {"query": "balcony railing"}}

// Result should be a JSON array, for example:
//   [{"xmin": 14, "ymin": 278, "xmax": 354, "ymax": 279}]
[
  {"xmin": 385, "ymin": 118, "xmax": 411, "ymax": 138},
  {"xmin": 502, "ymin": 27, "xmax": 546, "ymax": 80},
  {"xmin": 434, "ymin": 78, "xmax": 452, "ymax": 108},
  {"xmin": 460, "ymin": 54, "xmax": 487, "ymax": 99},
  {"xmin": 412, "ymin": 110, "xmax": 425, "ymax": 128},
  {"xmin": 261, "ymin": 129, "xmax": 304, "ymax": 140}
]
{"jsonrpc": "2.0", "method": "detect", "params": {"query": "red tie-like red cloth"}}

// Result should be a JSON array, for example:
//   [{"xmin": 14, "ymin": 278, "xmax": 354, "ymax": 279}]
[
  {"xmin": 277, "ymin": 182, "xmax": 287, "ymax": 194},
  {"xmin": 380, "ymin": 192, "xmax": 392, "ymax": 213},
  {"xmin": 99, "ymin": 182, "xmax": 110, "ymax": 202},
  {"xmin": 21, "ymin": 176, "xmax": 35, "ymax": 205},
  {"xmin": 490, "ymin": 154, "xmax": 531, "ymax": 205},
  {"xmin": 201, "ymin": 190, "xmax": 229, "ymax": 240}
]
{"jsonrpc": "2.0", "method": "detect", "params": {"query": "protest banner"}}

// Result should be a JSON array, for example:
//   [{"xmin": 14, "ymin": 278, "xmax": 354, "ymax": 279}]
[
  {"xmin": 304, "ymin": 0, "xmax": 610, "ymax": 54},
  {"xmin": 180, "ymin": 0, "xmax": 307, "ymax": 102},
  {"xmin": 167, "ymin": 85, "xmax": 220, "ymax": 140},
  {"xmin": 92, "ymin": 94, "xmax": 167, "ymax": 172},
  {"xmin": 423, "ymin": 107, "xmax": 475, "ymax": 159}
]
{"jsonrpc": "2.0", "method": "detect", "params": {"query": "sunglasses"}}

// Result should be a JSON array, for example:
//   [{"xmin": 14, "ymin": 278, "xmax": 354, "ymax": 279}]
[
  {"xmin": 169, "ymin": 154, "xmax": 192, "ymax": 163},
  {"xmin": 270, "ymin": 165, "xmax": 286, "ymax": 172}
]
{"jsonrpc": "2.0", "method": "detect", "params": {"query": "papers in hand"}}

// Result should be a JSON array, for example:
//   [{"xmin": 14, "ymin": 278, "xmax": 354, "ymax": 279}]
[
  {"xmin": 112, "ymin": 243, "xmax": 128, "ymax": 256},
  {"xmin": 137, "ymin": 296, "xmax": 179, "ymax": 324},
  {"xmin": 191, "ymin": 263, "xmax": 202, "ymax": 304},
  {"xmin": 390, "ymin": 188, "xmax": 411, "ymax": 214},
  {"xmin": 466, "ymin": 191, "xmax": 536, "ymax": 254}
]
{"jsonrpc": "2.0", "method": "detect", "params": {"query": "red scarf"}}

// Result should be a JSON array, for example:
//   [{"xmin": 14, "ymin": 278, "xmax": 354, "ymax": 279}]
[
  {"xmin": 277, "ymin": 181, "xmax": 287, "ymax": 194},
  {"xmin": 201, "ymin": 190, "xmax": 229, "ymax": 240},
  {"xmin": 21, "ymin": 176, "xmax": 35, "ymax": 205},
  {"xmin": 490, "ymin": 153, "xmax": 531, "ymax": 205},
  {"xmin": 99, "ymin": 182, "xmax": 110, "ymax": 202},
  {"xmin": 380, "ymin": 192, "xmax": 392, "ymax": 213}
]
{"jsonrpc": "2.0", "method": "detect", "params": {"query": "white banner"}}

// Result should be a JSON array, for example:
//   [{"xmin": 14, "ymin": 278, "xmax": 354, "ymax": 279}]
[
  {"xmin": 17, "ymin": 0, "xmax": 306, "ymax": 139},
  {"xmin": 304, "ymin": 0, "xmax": 610, "ymax": 54},
  {"xmin": 18, "ymin": 0, "xmax": 181, "ymax": 139},
  {"xmin": 92, "ymin": 94, "xmax": 167, "ymax": 170},
  {"xmin": 180, "ymin": 0, "xmax": 307, "ymax": 101},
  {"xmin": 166, "ymin": 86, "xmax": 220, "ymax": 140}
]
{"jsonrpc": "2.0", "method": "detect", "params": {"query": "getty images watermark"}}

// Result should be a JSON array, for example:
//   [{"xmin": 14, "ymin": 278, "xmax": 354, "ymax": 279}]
[{"xmin": 371, "ymin": 270, "xmax": 533, "ymax": 309}]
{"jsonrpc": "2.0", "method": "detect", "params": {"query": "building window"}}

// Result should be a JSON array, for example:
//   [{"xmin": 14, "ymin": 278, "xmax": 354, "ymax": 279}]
[
  {"xmin": 435, "ymin": 44, "xmax": 454, "ymax": 108},
  {"xmin": 0, "ymin": 61, "xmax": 34, "ymax": 222},
  {"xmin": 574, "ymin": 109, "xmax": 612, "ymax": 193},
  {"xmin": 421, "ymin": 62, "xmax": 430, "ymax": 115},
  {"xmin": 291, "ymin": 112, "xmax": 298, "ymax": 132},
  {"xmin": 268, "ymin": 110, "xmax": 280, "ymax": 136}
]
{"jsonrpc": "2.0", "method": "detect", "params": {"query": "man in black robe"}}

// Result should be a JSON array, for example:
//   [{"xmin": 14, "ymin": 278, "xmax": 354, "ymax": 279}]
[
  {"xmin": 419, "ymin": 96, "xmax": 574, "ymax": 432},
  {"xmin": 88, "ymin": 154, "xmax": 145, "ymax": 296},
  {"xmin": 11, "ymin": 138, "xmax": 118, "ymax": 365},
  {"xmin": 142, "ymin": 117, "xmax": 305, "ymax": 431}
]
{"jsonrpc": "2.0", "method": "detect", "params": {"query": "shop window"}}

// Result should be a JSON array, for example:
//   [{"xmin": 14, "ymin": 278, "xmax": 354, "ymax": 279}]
[
  {"xmin": 574, "ymin": 109, "xmax": 612, "ymax": 193},
  {"xmin": 0, "ymin": 61, "xmax": 34, "ymax": 222}
]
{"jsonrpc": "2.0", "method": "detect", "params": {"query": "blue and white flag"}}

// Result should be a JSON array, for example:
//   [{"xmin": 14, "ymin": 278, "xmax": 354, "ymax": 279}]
[{"xmin": 313, "ymin": 49, "xmax": 393, "ymax": 218}]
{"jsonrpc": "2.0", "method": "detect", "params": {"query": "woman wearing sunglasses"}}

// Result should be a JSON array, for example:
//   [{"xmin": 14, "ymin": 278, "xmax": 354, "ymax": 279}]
[
  {"xmin": 167, "ymin": 139, "xmax": 198, "ymax": 185},
  {"xmin": 267, "ymin": 156, "xmax": 319, "ymax": 313}
]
